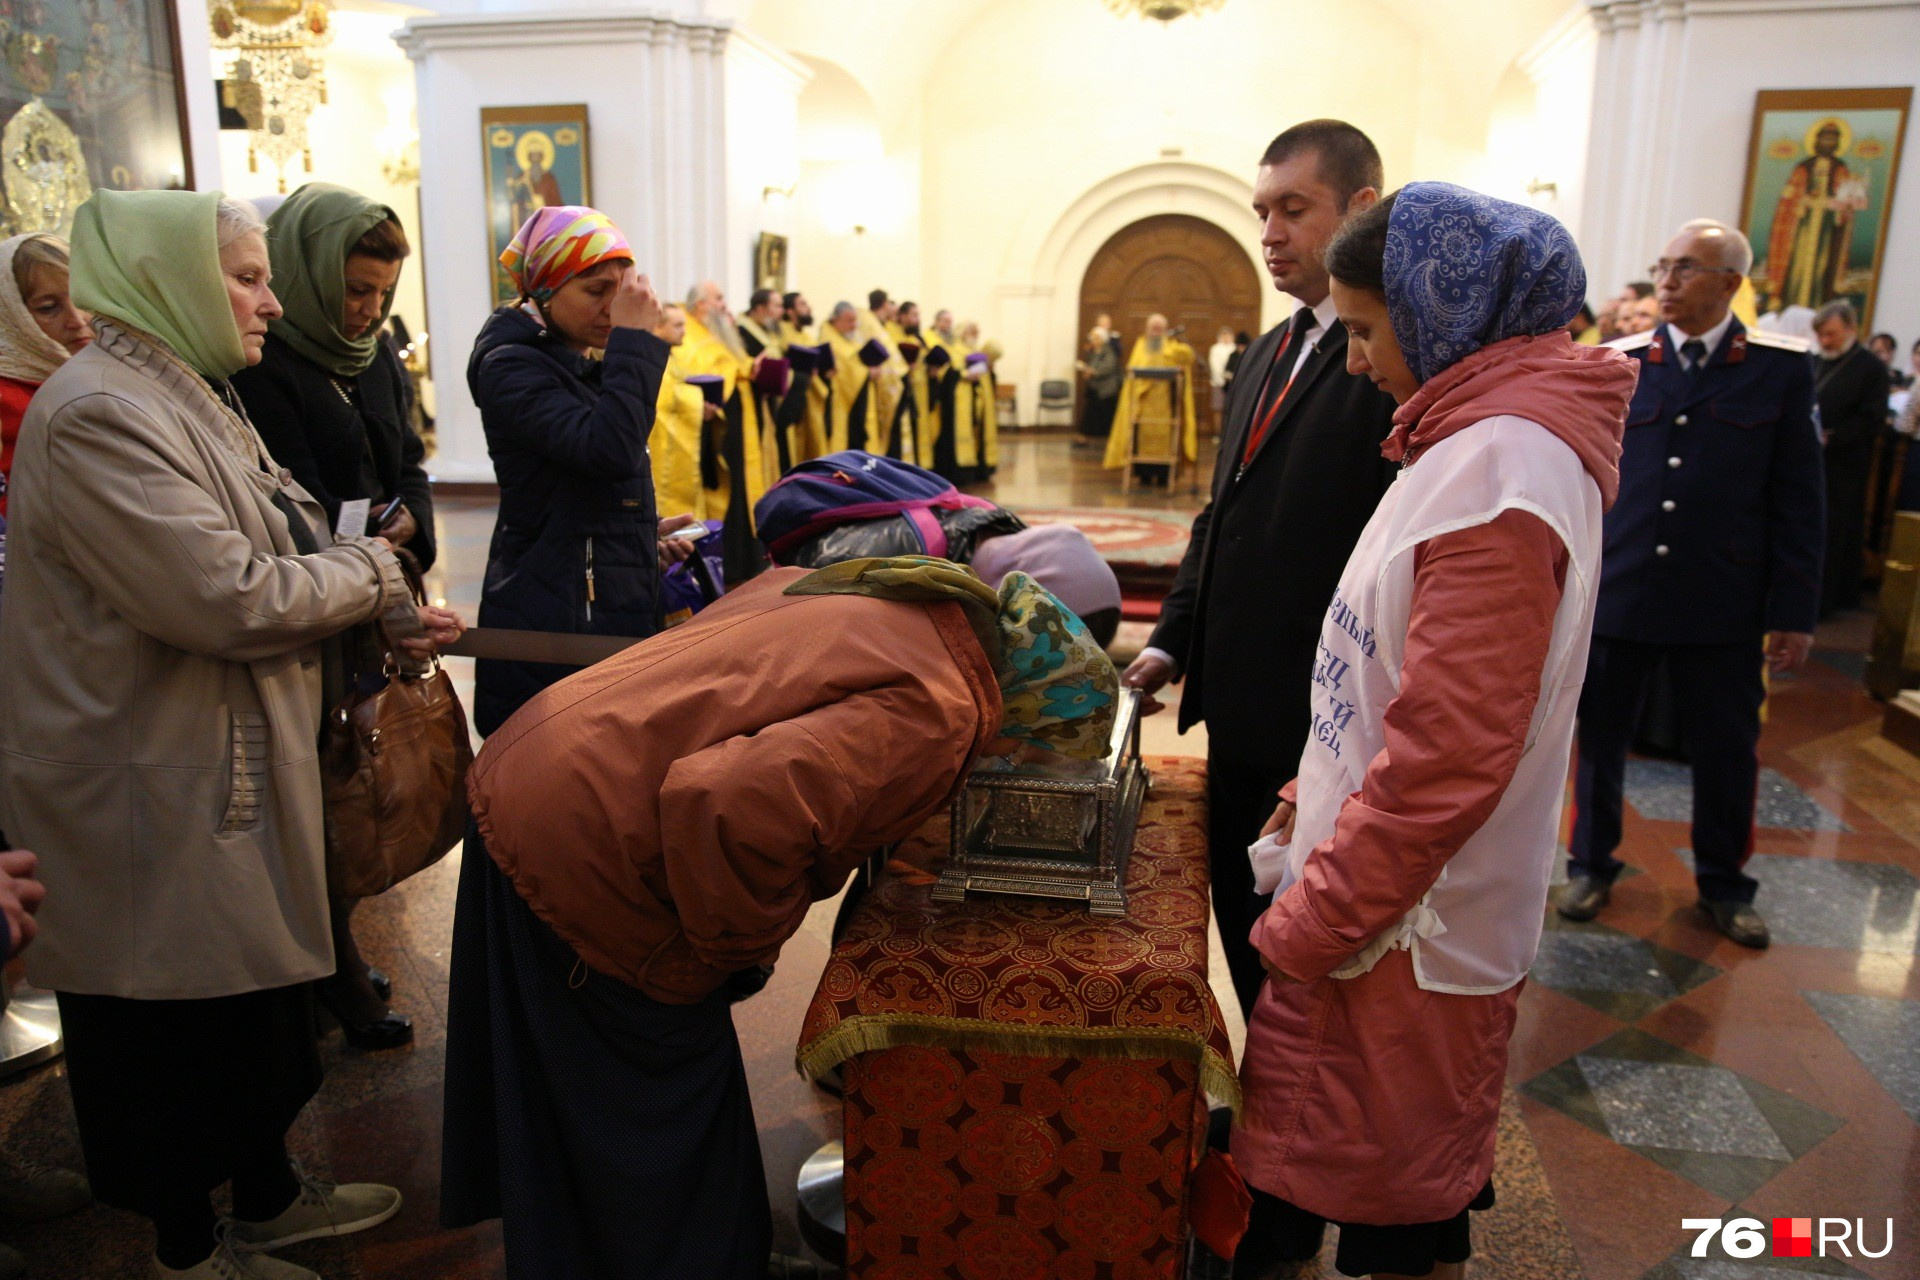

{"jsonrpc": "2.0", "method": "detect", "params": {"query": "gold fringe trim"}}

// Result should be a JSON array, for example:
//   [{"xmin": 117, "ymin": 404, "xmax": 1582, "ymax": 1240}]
[{"xmin": 796, "ymin": 1014, "xmax": 1241, "ymax": 1117}]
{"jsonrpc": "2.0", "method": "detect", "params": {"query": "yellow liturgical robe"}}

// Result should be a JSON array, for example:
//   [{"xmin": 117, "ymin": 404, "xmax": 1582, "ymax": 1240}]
[
  {"xmin": 859, "ymin": 311, "xmax": 911, "ymax": 459},
  {"xmin": 820, "ymin": 323, "xmax": 877, "ymax": 453},
  {"xmin": 680, "ymin": 313, "xmax": 770, "ymax": 520},
  {"xmin": 925, "ymin": 330, "xmax": 989, "ymax": 475},
  {"xmin": 649, "ymin": 346, "xmax": 714, "ymax": 519},
  {"xmin": 1104, "ymin": 336, "xmax": 1198, "ymax": 469}
]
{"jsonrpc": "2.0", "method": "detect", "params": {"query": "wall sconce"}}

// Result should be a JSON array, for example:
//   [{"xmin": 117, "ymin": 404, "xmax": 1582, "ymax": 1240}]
[{"xmin": 1526, "ymin": 177, "xmax": 1559, "ymax": 199}]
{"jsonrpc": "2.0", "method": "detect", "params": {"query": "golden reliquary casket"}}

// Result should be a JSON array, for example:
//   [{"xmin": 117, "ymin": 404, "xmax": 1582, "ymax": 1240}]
[{"xmin": 931, "ymin": 686, "xmax": 1149, "ymax": 917}]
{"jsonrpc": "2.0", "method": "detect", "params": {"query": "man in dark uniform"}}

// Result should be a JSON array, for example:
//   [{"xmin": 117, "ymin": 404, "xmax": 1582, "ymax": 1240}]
[
  {"xmin": 1559, "ymin": 219, "xmax": 1825, "ymax": 948},
  {"xmin": 1121, "ymin": 120, "xmax": 1399, "ymax": 1014}
]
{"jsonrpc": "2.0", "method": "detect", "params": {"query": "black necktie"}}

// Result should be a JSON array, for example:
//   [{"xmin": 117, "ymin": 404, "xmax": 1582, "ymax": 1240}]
[{"xmin": 1681, "ymin": 338, "xmax": 1708, "ymax": 372}]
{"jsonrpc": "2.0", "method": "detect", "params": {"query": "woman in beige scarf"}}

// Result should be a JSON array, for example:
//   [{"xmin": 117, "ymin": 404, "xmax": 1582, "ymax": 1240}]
[{"xmin": 0, "ymin": 234, "xmax": 91, "ymax": 518}]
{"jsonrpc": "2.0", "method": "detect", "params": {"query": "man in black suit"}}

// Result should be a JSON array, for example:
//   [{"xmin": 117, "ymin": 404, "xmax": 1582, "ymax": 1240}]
[
  {"xmin": 1812, "ymin": 299, "xmax": 1891, "ymax": 615},
  {"xmin": 1123, "ymin": 120, "xmax": 1399, "ymax": 1016}
]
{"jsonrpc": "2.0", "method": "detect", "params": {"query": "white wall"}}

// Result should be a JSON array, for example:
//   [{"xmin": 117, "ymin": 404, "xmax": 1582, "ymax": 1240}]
[{"xmin": 1583, "ymin": 0, "xmax": 1920, "ymax": 342}]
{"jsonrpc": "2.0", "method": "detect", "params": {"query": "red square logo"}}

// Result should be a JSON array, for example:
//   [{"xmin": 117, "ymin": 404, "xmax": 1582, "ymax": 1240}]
[{"xmin": 1772, "ymin": 1218, "xmax": 1813, "ymax": 1258}]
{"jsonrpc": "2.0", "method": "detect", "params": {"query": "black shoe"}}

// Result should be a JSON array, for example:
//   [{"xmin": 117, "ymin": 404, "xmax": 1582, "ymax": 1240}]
[
  {"xmin": 338, "ymin": 1013, "xmax": 414, "ymax": 1051},
  {"xmin": 1700, "ymin": 899, "xmax": 1770, "ymax": 949},
  {"xmin": 1556, "ymin": 874, "xmax": 1611, "ymax": 922},
  {"xmin": 368, "ymin": 968, "xmax": 393, "ymax": 1003},
  {"xmin": 317, "ymin": 989, "xmax": 414, "ymax": 1051}
]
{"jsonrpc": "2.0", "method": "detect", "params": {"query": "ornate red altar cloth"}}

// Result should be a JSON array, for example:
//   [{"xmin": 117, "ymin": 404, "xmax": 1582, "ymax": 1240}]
[{"xmin": 797, "ymin": 756, "xmax": 1237, "ymax": 1279}]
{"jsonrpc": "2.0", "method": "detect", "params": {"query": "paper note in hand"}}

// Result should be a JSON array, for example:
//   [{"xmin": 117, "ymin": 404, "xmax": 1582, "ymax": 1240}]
[{"xmin": 335, "ymin": 498, "xmax": 371, "ymax": 544}]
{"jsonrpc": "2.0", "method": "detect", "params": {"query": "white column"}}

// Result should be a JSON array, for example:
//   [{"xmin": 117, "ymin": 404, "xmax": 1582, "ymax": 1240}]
[{"xmin": 394, "ymin": 7, "xmax": 752, "ymax": 483}]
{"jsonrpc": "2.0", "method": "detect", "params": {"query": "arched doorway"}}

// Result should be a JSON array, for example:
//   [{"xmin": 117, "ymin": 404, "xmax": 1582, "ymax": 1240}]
[{"xmin": 1077, "ymin": 214, "xmax": 1263, "ymax": 435}]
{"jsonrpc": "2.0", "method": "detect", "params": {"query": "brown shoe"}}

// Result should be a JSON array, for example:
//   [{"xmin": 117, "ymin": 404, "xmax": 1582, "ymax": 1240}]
[
  {"xmin": 1555, "ymin": 875, "xmax": 1611, "ymax": 922},
  {"xmin": 1700, "ymin": 899, "xmax": 1770, "ymax": 949}
]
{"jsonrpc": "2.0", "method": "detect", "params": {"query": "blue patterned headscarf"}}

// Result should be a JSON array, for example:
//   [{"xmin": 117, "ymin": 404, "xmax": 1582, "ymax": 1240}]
[{"xmin": 1384, "ymin": 182, "xmax": 1587, "ymax": 385}]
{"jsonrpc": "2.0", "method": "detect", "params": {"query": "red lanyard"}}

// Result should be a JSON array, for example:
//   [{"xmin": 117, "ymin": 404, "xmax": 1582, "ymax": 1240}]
[{"xmin": 1240, "ymin": 320, "xmax": 1312, "ymax": 467}]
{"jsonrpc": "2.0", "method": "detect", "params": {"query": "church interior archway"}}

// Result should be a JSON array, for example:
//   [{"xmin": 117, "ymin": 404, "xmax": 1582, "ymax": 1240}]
[{"xmin": 1076, "ymin": 213, "xmax": 1263, "ymax": 433}]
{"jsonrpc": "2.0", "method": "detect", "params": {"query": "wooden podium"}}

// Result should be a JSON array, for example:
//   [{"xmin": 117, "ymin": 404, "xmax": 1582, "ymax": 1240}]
[{"xmin": 1121, "ymin": 366, "xmax": 1185, "ymax": 494}]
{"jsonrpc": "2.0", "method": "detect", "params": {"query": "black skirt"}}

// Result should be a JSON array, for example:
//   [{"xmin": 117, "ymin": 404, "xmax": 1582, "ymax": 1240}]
[
  {"xmin": 440, "ymin": 824, "xmax": 771, "ymax": 1280},
  {"xmin": 1242, "ymin": 1180, "xmax": 1495, "ymax": 1278},
  {"xmin": 55, "ymin": 984, "xmax": 321, "ymax": 1217}
]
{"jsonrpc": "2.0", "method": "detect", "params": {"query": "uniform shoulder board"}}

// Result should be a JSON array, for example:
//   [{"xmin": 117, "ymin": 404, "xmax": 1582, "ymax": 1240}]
[
  {"xmin": 1746, "ymin": 328, "xmax": 1812, "ymax": 353},
  {"xmin": 1605, "ymin": 331, "xmax": 1655, "ymax": 352}
]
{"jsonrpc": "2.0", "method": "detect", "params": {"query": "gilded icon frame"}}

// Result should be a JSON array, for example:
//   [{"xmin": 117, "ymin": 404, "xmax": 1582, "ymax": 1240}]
[
  {"xmin": 481, "ymin": 103, "xmax": 593, "ymax": 307},
  {"xmin": 1738, "ymin": 87, "xmax": 1911, "ymax": 327}
]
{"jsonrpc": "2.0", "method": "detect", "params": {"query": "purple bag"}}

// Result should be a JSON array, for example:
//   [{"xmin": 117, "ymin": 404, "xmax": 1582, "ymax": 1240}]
[
  {"xmin": 660, "ymin": 520, "xmax": 726, "ymax": 627},
  {"xmin": 753, "ymin": 451, "xmax": 997, "ymax": 564}
]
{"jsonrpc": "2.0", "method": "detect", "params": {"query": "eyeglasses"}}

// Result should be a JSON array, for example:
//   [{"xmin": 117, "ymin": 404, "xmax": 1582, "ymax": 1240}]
[{"xmin": 1649, "ymin": 260, "xmax": 1742, "ymax": 282}]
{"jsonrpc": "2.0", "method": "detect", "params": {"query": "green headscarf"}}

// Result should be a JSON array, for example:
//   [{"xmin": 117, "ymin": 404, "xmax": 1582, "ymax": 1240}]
[
  {"xmin": 785, "ymin": 557, "xmax": 1119, "ymax": 760},
  {"xmin": 265, "ymin": 182, "xmax": 400, "ymax": 377},
  {"xmin": 69, "ymin": 189, "xmax": 248, "ymax": 380}
]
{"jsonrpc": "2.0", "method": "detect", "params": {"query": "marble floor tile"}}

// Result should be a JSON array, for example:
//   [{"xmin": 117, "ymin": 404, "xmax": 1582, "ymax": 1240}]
[
  {"xmin": 1627, "ymin": 761, "xmax": 1849, "ymax": 833},
  {"xmin": 1802, "ymin": 991, "xmax": 1920, "ymax": 1123},
  {"xmin": 1531, "ymin": 918, "xmax": 1721, "ymax": 1021},
  {"xmin": 1576, "ymin": 1058, "xmax": 1791, "ymax": 1160},
  {"xmin": 1676, "ymin": 852, "xmax": 1920, "ymax": 953}
]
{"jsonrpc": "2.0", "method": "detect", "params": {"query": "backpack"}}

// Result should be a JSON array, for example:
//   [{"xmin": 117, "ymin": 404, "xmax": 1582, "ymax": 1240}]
[{"xmin": 755, "ymin": 451, "xmax": 1000, "ymax": 563}]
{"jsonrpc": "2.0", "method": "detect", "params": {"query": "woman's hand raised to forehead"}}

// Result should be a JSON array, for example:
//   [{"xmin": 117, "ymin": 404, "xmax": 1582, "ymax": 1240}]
[{"xmin": 610, "ymin": 271, "xmax": 664, "ymax": 334}]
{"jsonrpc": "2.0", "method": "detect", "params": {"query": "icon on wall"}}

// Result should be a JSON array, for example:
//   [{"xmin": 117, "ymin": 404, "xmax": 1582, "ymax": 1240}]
[
  {"xmin": 481, "ymin": 104, "xmax": 592, "ymax": 308},
  {"xmin": 1739, "ymin": 87, "xmax": 1911, "ymax": 327},
  {"xmin": 754, "ymin": 232, "xmax": 788, "ymax": 294}
]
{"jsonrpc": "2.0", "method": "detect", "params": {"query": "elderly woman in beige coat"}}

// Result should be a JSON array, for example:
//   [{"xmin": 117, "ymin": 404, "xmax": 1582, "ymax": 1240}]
[{"xmin": 0, "ymin": 190, "xmax": 462, "ymax": 1280}]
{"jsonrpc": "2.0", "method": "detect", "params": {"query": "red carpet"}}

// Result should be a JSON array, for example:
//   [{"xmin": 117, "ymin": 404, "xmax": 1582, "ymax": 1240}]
[{"xmin": 1017, "ymin": 507, "xmax": 1193, "ymax": 621}]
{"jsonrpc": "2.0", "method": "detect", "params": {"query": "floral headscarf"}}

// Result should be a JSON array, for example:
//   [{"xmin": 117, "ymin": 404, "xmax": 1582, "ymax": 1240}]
[
  {"xmin": 498, "ymin": 206, "xmax": 633, "ymax": 303},
  {"xmin": 992, "ymin": 572, "xmax": 1117, "ymax": 760},
  {"xmin": 1384, "ymin": 181, "xmax": 1587, "ymax": 385}
]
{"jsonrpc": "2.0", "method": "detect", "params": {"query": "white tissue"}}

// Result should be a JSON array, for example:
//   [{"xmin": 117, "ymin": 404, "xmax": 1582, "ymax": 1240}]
[{"xmin": 1248, "ymin": 833, "xmax": 1291, "ymax": 896}]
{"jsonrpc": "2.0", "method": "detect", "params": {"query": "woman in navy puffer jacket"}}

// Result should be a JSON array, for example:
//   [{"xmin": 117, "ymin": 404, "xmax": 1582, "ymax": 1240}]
[{"xmin": 468, "ymin": 206, "xmax": 692, "ymax": 734}]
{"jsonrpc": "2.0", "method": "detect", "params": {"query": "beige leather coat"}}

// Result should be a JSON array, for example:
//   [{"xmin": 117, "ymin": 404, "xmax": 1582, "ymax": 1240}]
[{"xmin": 0, "ymin": 322, "xmax": 410, "ymax": 999}]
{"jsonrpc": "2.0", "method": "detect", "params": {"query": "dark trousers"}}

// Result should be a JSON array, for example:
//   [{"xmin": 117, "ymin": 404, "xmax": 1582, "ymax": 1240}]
[
  {"xmin": 1208, "ymin": 751, "xmax": 1287, "ymax": 1018},
  {"xmin": 1824, "ymin": 445, "xmax": 1871, "ymax": 613},
  {"xmin": 1570, "ymin": 637, "xmax": 1765, "ymax": 904}
]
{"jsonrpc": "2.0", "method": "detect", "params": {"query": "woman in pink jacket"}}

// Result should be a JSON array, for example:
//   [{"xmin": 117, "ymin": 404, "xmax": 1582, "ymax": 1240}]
[{"xmin": 1231, "ymin": 182, "xmax": 1635, "ymax": 1279}]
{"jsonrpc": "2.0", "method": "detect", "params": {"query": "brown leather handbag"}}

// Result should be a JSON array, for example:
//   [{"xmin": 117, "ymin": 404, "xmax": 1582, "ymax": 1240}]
[{"xmin": 320, "ymin": 563, "xmax": 474, "ymax": 898}]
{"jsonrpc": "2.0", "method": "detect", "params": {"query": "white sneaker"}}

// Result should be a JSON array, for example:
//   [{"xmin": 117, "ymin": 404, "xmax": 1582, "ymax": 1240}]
[
  {"xmin": 152, "ymin": 1223, "xmax": 320, "ymax": 1280},
  {"xmin": 224, "ymin": 1160, "xmax": 402, "ymax": 1251}
]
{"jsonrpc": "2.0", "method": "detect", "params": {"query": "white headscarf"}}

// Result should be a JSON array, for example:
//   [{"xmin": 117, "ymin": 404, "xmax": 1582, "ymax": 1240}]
[{"xmin": 0, "ymin": 234, "xmax": 76, "ymax": 385}]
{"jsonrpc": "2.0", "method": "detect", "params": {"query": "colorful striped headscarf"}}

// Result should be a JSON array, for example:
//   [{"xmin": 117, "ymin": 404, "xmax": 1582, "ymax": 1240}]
[{"xmin": 498, "ymin": 206, "xmax": 633, "ymax": 302}]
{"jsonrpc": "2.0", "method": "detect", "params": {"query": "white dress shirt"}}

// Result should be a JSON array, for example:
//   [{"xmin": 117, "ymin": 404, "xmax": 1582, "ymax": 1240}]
[{"xmin": 1667, "ymin": 312, "xmax": 1735, "ymax": 370}]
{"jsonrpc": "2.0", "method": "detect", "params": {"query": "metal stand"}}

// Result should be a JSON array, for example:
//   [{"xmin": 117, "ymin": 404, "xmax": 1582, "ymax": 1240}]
[
  {"xmin": 1122, "ymin": 366, "xmax": 1185, "ymax": 494},
  {"xmin": 795, "ymin": 1140, "xmax": 845, "ymax": 1264},
  {"xmin": 0, "ymin": 984, "xmax": 62, "ymax": 1079}
]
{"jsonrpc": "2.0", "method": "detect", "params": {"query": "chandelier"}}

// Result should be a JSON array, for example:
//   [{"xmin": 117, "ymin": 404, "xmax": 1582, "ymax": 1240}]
[
  {"xmin": 1101, "ymin": 0, "xmax": 1227, "ymax": 22},
  {"xmin": 210, "ymin": 1, "xmax": 334, "ymax": 193}
]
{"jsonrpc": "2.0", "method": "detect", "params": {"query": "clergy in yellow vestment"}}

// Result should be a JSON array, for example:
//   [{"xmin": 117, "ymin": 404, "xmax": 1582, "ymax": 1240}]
[
  {"xmin": 891, "ymin": 301, "xmax": 935, "ymax": 469},
  {"xmin": 683, "ymin": 281, "xmax": 772, "ymax": 578},
  {"xmin": 1104, "ymin": 313, "xmax": 1198, "ymax": 470},
  {"xmin": 779, "ymin": 291, "xmax": 816, "ymax": 348},
  {"xmin": 647, "ymin": 304, "xmax": 721, "ymax": 521},
  {"xmin": 821, "ymin": 302, "xmax": 878, "ymax": 453},
  {"xmin": 858, "ymin": 290, "xmax": 910, "ymax": 460},
  {"xmin": 740, "ymin": 287, "xmax": 801, "ymax": 475},
  {"xmin": 959, "ymin": 320, "xmax": 1000, "ymax": 479},
  {"xmin": 924, "ymin": 311, "xmax": 975, "ymax": 482}
]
